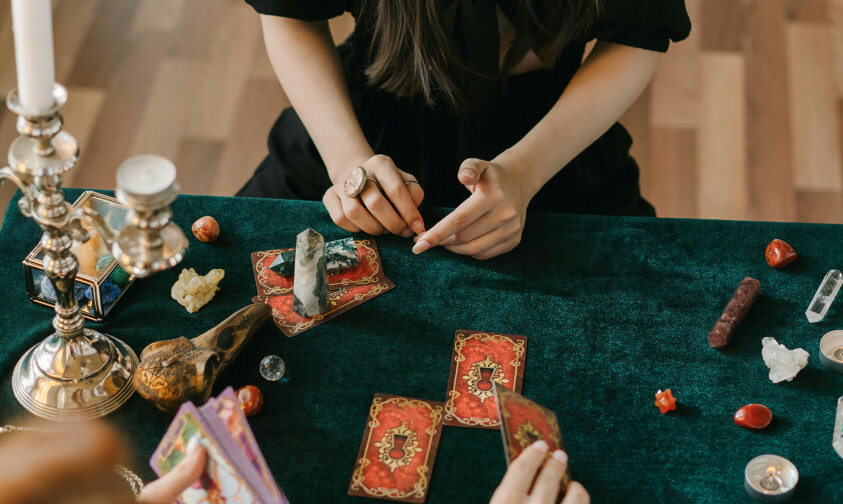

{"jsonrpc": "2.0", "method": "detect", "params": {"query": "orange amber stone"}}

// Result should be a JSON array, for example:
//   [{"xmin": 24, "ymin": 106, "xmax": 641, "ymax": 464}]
[
  {"xmin": 734, "ymin": 403, "xmax": 772, "ymax": 430},
  {"xmin": 236, "ymin": 385, "xmax": 264, "ymax": 417},
  {"xmin": 192, "ymin": 216, "xmax": 220, "ymax": 243},
  {"xmin": 765, "ymin": 239, "xmax": 797, "ymax": 268},
  {"xmin": 655, "ymin": 389, "xmax": 677, "ymax": 414}
]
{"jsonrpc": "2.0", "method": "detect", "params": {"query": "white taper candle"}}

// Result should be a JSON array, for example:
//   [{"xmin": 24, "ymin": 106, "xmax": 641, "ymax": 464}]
[{"xmin": 10, "ymin": 0, "xmax": 56, "ymax": 112}]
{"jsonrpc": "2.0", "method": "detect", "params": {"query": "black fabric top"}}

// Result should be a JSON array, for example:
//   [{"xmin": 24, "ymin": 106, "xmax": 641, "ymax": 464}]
[
  {"xmin": 238, "ymin": 0, "xmax": 691, "ymax": 214},
  {"xmin": 245, "ymin": 0, "xmax": 691, "ymax": 53}
]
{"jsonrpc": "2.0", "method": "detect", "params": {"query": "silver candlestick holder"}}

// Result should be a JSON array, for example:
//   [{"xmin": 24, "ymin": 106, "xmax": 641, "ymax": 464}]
[{"xmin": 0, "ymin": 84, "xmax": 189, "ymax": 421}]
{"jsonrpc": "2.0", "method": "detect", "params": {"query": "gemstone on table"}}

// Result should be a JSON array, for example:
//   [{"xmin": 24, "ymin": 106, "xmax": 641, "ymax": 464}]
[
  {"xmin": 260, "ymin": 355, "xmax": 286, "ymax": 382},
  {"xmin": 734, "ymin": 404, "xmax": 773, "ymax": 430},
  {"xmin": 192, "ymin": 216, "xmax": 220, "ymax": 243},
  {"xmin": 292, "ymin": 228, "xmax": 328, "ymax": 317},
  {"xmin": 324, "ymin": 237, "xmax": 358, "ymax": 271},
  {"xmin": 707, "ymin": 277, "xmax": 761, "ymax": 349},
  {"xmin": 236, "ymin": 385, "xmax": 264, "ymax": 417},
  {"xmin": 270, "ymin": 237, "xmax": 358, "ymax": 277},
  {"xmin": 764, "ymin": 239, "xmax": 797, "ymax": 268},
  {"xmin": 761, "ymin": 337, "xmax": 808, "ymax": 383},
  {"xmin": 655, "ymin": 389, "xmax": 677, "ymax": 414},
  {"xmin": 805, "ymin": 269, "xmax": 843, "ymax": 323}
]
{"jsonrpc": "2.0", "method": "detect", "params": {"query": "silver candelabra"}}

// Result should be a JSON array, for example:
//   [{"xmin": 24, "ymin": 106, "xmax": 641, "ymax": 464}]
[{"xmin": 0, "ymin": 84, "xmax": 189, "ymax": 421}]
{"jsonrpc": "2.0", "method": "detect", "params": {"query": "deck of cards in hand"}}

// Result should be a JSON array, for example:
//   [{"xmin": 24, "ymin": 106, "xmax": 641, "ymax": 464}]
[{"xmin": 151, "ymin": 387, "xmax": 288, "ymax": 504}]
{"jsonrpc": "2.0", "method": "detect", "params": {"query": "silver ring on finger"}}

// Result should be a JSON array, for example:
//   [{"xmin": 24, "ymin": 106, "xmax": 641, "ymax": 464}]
[
  {"xmin": 344, "ymin": 166, "xmax": 377, "ymax": 198},
  {"xmin": 404, "ymin": 180, "xmax": 420, "ymax": 186}
]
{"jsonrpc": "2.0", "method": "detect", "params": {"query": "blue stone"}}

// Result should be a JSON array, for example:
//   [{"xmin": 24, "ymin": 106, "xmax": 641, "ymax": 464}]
[{"xmin": 40, "ymin": 276, "xmax": 87, "ymax": 302}]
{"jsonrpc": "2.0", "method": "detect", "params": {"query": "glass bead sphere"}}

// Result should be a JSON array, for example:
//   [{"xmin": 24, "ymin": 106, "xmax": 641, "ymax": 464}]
[{"xmin": 260, "ymin": 355, "xmax": 286, "ymax": 381}]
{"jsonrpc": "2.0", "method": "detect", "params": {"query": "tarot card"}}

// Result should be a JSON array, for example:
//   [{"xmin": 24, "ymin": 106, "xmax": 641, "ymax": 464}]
[
  {"xmin": 200, "ymin": 388, "xmax": 288, "ymax": 504},
  {"xmin": 150, "ymin": 401, "xmax": 262, "ymax": 504},
  {"xmin": 251, "ymin": 239, "xmax": 390, "ymax": 297},
  {"xmin": 251, "ymin": 239, "xmax": 394, "ymax": 337},
  {"xmin": 348, "ymin": 394, "xmax": 445, "ymax": 503},
  {"xmin": 495, "ymin": 386, "xmax": 565, "ymax": 465},
  {"xmin": 443, "ymin": 330, "xmax": 527, "ymax": 429}
]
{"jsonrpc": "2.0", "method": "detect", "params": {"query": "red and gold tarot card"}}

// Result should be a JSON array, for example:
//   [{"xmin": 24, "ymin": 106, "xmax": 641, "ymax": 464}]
[
  {"xmin": 348, "ymin": 394, "xmax": 445, "ymax": 503},
  {"xmin": 495, "ymin": 386, "xmax": 564, "ymax": 465},
  {"xmin": 443, "ymin": 330, "xmax": 527, "ymax": 429},
  {"xmin": 250, "ymin": 239, "xmax": 393, "ymax": 337},
  {"xmin": 251, "ymin": 239, "xmax": 390, "ymax": 297}
]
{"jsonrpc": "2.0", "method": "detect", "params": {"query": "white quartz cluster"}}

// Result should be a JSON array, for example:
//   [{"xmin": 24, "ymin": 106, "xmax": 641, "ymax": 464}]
[
  {"xmin": 171, "ymin": 268, "xmax": 224, "ymax": 313},
  {"xmin": 761, "ymin": 337, "xmax": 808, "ymax": 383}
]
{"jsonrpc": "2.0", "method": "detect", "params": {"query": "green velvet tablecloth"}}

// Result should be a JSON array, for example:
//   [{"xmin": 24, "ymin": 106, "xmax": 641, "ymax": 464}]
[{"xmin": 0, "ymin": 189, "xmax": 841, "ymax": 503}]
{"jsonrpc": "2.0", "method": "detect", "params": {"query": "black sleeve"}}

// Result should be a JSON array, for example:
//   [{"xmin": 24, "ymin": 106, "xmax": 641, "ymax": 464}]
[
  {"xmin": 592, "ymin": 0, "xmax": 691, "ymax": 52},
  {"xmin": 244, "ymin": 0, "xmax": 347, "ymax": 21}
]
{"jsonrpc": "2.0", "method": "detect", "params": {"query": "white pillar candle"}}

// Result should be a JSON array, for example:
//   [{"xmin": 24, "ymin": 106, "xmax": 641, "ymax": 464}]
[
  {"xmin": 10, "ymin": 0, "xmax": 56, "ymax": 112},
  {"xmin": 116, "ymin": 155, "xmax": 177, "ymax": 196}
]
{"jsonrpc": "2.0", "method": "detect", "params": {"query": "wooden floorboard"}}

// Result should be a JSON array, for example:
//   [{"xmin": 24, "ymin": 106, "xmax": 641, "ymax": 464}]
[{"xmin": 1, "ymin": 1, "xmax": 842, "ymax": 228}]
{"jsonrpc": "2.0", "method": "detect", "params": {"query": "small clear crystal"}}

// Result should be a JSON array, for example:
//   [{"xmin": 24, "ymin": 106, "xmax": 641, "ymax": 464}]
[
  {"xmin": 806, "ymin": 270, "xmax": 843, "ymax": 323},
  {"xmin": 761, "ymin": 337, "xmax": 808, "ymax": 383},
  {"xmin": 834, "ymin": 396, "xmax": 843, "ymax": 459},
  {"xmin": 260, "ymin": 355, "xmax": 286, "ymax": 381}
]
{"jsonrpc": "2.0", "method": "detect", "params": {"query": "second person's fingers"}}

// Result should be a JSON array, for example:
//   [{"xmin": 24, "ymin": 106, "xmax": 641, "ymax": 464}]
[
  {"xmin": 530, "ymin": 450, "xmax": 568, "ymax": 503},
  {"xmin": 492, "ymin": 440, "xmax": 549, "ymax": 500}
]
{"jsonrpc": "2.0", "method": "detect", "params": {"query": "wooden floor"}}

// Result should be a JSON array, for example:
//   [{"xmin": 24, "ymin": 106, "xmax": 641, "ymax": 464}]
[{"xmin": 0, "ymin": 0, "xmax": 842, "ymax": 227}]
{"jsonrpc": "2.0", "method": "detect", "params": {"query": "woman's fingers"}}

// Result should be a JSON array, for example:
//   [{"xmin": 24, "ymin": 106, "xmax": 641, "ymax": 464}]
[
  {"xmin": 377, "ymin": 168, "xmax": 425, "ymax": 234},
  {"xmin": 323, "ymin": 187, "xmax": 361, "ymax": 232},
  {"xmin": 560, "ymin": 482, "xmax": 590, "ymax": 504},
  {"xmin": 360, "ymin": 182, "xmax": 412, "ymax": 237},
  {"xmin": 400, "ymin": 171, "xmax": 425, "ymax": 206},
  {"xmin": 413, "ymin": 192, "xmax": 489, "ymax": 253},
  {"xmin": 458, "ymin": 158, "xmax": 489, "ymax": 188},
  {"xmin": 443, "ymin": 227, "xmax": 504, "ymax": 258},
  {"xmin": 439, "ymin": 211, "xmax": 498, "ymax": 247},
  {"xmin": 137, "ymin": 439, "xmax": 207, "ymax": 504},
  {"xmin": 530, "ymin": 450, "xmax": 568, "ymax": 503},
  {"xmin": 341, "ymin": 193, "xmax": 386, "ymax": 235}
]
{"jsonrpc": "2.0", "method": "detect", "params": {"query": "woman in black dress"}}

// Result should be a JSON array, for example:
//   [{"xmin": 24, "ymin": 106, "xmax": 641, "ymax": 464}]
[{"xmin": 239, "ymin": 0, "xmax": 691, "ymax": 259}]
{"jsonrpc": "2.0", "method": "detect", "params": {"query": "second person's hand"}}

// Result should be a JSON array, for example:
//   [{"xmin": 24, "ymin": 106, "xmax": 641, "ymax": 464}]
[{"xmin": 323, "ymin": 154, "xmax": 426, "ymax": 237}]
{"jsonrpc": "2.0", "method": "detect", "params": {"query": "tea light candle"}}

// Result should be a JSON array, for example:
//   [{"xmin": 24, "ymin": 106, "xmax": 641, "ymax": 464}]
[
  {"xmin": 819, "ymin": 330, "xmax": 843, "ymax": 374},
  {"xmin": 744, "ymin": 455, "xmax": 798, "ymax": 503},
  {"xmin": 115, "ymin": 155, "xmax": 176, "ymax": 198},
  {"xmin": 10, "ymin": 0, "xmax": 56, "ymax": 112}
]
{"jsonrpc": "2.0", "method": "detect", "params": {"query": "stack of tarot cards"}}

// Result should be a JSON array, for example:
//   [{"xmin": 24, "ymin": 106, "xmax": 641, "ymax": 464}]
[{"xmin": 150, "ymin": 387, "xmax": 288, "ymax": 504}]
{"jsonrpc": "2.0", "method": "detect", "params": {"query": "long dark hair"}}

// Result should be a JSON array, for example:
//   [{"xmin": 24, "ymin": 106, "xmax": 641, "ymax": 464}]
[{"xmin": 361, "ymin": 0, "xmax": 601, "ymax": 107}]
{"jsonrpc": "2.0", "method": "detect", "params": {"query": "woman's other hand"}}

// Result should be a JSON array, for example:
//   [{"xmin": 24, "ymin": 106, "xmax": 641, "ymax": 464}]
[
  {"xmin": 490, "ymin": 441, "xmax": 590, "ymax": 504},
  {"xmin": 323, "ymin": 154, "xmax": 425, "ymax": 237},
  {"xmin": 413, "ymin": 157, "xmax": 531, "ymax": 259},
  {"xmin": 137, "ymin": 438, "xmax": 206, "ymax": 504}
]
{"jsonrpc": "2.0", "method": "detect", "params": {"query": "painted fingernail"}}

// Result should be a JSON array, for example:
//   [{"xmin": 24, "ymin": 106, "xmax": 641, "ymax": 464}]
[
  {"xmin": 413, "ymin": 239, "xmax": 431, "ymax": 254},
  {"xmin": 401, "ymin": 229, "xmax": 413, "ymax": 238},
  {"xmin": 552, "ymin": 450, "xmax": 568, "ymax": 464},
  {"xmin": 187, "ymin": 435, "xmax": 201, "ymax": 454},
  {"xmin": 531, "ymin": 440, "xmax": 549, "ymax": 451},
  {"xmin": 411, "ymin": 220, "xmax": 425, "ymax": 234},
  {"xmin": 459, "ymin": 168, "xmax": 476, "ymax": 180}
]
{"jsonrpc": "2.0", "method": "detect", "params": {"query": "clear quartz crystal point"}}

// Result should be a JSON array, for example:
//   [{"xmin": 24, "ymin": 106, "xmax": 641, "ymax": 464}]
[
  {"xmin": 834, "ymin": 396, "xmax": 843, "ymax": 459},
  {"xmin": 805, "ymin": 269, "xmax": 843, "ymax": 323}
]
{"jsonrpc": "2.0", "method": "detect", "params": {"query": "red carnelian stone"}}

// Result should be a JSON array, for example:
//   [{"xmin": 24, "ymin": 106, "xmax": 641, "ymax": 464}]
[
  {"xmin": 192, "ymin": 216, "xmax": 220, "ymax": 243},
  {"xmin": 765, "ymin": 239, "xmax": 797, "ymax": 268},
  {"xmin": 734, "ymin": 403, "xmax": 772, "ymax": 430},
  {"xmin": 655, "ymin": 389, "xmax": 677, "ymax": 414},
  {"xmin": 236, "ymin": 385, "xmax": 264, "ymax": 417}
]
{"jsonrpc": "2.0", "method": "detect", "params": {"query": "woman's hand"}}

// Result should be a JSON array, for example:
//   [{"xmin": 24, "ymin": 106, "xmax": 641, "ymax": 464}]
[
  {"xmin": 412, "ymin": 157, "xmax": 531, "ymax": 259},
  {"xmin": 490, "ymin": 441, "xmax": 590, "ymax": 504},
  {"xmin": 137, "ymin": 438, "xmax": 206, "ymax": 504},
  {"xmin": 323, "ymin": 154, "xmax": 426, "ymax": 237}
]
